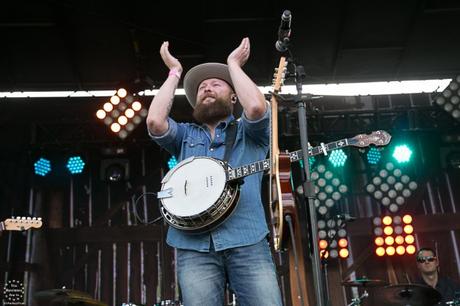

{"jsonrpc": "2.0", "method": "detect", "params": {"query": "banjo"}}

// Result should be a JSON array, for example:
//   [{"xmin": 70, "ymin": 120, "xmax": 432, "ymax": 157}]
[{"xmin": 158, "ymin": 130, "xmax": 391, "ymax": 233}]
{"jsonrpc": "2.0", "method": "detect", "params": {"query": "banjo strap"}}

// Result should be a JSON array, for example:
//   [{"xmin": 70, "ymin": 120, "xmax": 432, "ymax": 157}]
[{"xmin": 223, "ymin": 120, "xmax": 237, "ymax": 162}]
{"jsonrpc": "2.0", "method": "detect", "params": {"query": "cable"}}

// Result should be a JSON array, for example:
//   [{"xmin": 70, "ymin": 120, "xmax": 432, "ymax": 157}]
[{"xmin": 132, "ymin": 192, "xmax": 164, "ymax": 225}]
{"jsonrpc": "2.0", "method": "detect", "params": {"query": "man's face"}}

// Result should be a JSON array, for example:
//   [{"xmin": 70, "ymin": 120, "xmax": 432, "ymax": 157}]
[
  {"xmin": 416, "ymin": 250, "xmax": 439, "ymax": 274},
  {"xmin": 196, "ymin": 78, "xmax": 234, "ymax": 106},
  {"xmin": 193, "ymin": 78, "xmax": 235, "ymax": 124}
]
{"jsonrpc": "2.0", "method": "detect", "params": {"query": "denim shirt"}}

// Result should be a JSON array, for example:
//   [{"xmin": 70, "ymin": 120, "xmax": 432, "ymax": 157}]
[{"xmin": 150, "ymin": 109, "xmax": 270, "ymax": 252}]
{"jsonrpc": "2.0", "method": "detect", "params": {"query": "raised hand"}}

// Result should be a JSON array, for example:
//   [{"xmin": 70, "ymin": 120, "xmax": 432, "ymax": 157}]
[
  {"xmin": 160, "ymin": 41, "xmax": 183, "ymax": 74},
  {"xmin": 227, "ymin": 37, "xmax": 250, "ymax": 67}
]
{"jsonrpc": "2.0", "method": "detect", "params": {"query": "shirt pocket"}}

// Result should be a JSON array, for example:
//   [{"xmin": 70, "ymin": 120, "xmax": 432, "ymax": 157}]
[{"xmin": 182, "ymin": 136, "xmax": 207, "ymax": 158}]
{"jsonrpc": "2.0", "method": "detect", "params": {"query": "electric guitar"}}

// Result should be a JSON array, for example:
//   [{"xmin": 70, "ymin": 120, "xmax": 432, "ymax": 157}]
[{"xmin": 0, "ymin": 217, "xmax": 43, "ymax": 232}]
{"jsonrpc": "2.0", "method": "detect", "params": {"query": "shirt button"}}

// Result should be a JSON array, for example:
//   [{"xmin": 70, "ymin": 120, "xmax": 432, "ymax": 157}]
[
  {"xmin": 216, "ymin": 135, "xmax": 220, "ymax": 138},
  {"xmin": 210, "ymin": 148, "xmax": 214, "ymax": 151}
]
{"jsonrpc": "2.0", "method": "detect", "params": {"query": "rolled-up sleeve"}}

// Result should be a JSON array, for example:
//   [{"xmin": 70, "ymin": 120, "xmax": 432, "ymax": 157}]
[
  {"xmin": 148, "ymin": 117, "xmax": 185, "ymax": 157},
  {"xmin": 241, "ymin": 104, "xmax": 270, "ymax": 146}
]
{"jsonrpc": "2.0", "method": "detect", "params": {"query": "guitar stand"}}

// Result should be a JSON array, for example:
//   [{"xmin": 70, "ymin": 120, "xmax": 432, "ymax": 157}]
[{"xmin": 347, "ymin": 290, "xmax": 369, "ymax": 306}]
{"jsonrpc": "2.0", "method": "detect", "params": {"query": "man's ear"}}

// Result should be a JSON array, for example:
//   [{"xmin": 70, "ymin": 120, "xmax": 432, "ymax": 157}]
[{"xmin": 231, "ymin": 95, "xmax": 238, "ymax": 104}]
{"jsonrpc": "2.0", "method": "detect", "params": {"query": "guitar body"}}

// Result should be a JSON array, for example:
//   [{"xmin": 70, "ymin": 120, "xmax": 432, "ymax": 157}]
[
  {"xmin": 277, "ymin": 153, "xmax": 311, "ymax": 306},
  {"xmin": 267, "ymin": 57, "xmax": 311, "ymax": 306}
]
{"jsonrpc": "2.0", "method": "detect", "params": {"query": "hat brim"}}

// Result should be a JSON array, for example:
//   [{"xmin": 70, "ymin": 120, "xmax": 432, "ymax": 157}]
[{"xmin": 183, "ymin": 63, "xmax": 234, "ymax": 108}]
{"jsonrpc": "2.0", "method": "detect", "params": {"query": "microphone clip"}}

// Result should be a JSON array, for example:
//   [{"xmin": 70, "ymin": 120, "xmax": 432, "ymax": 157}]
[{"xmin": 276, "ymin": 37, "xmax": 290, "ymax": 53}]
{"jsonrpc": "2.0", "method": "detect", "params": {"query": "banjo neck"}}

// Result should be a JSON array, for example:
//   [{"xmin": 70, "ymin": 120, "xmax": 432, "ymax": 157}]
[{"xmin": 227, "ymin": 130, "xmax": 390, "ymax": 181}]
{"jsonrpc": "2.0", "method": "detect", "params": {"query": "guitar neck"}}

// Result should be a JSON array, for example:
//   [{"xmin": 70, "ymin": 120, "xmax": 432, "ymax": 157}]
[
  {"xmin": 227, "ymin": 136, "xmax": 356, "ymax": 181},
  {"xmin": 289, "ymin": 136, "xmax": 355, "ymax": 162}
]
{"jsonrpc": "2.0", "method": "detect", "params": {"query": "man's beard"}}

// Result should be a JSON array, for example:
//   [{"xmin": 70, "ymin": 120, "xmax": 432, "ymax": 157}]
[{"xmin": 193, "ymin": 96, "xmax": 233, "ymax": 124}]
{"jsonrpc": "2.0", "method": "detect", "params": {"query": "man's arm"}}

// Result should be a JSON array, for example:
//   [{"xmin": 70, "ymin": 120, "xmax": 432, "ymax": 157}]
[
  {"xmin": 146, "ymin": 41, "xmax": 183, "ymax": 136},
  {"xmin": 227, "ymin": 37, "xmax": 267, "ymax": 121}
]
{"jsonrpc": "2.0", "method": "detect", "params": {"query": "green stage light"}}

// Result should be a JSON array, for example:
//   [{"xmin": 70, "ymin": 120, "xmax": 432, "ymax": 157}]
[
  {"xmin": 299, "ymin": 156, "xmax": 316, "ymax": 169},
  {"xmin": 367, "ymin": 147, "xmax": 381, "ymax": 165},
  {"xmin": 167, "ymin": 156, "xmax": 178, "ymax": 170},
  {"xmin": 392, "ymin": 145, "xmax": 413, "ymax": 163},
  {"xmin": 328, "ymin": 149, "xmax": 347, "ymax": 167}
]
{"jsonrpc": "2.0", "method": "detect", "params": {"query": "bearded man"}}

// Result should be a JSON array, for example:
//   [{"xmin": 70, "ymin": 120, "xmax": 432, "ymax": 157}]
[{"xmin": 146, "ymin": 37, "xmax": 283, "ymax": 306}]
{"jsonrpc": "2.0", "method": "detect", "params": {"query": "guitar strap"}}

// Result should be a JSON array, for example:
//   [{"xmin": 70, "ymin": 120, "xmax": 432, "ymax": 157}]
[{"xmin": 223, "ymin": 120, "xmax": 237, "ymax": 162}]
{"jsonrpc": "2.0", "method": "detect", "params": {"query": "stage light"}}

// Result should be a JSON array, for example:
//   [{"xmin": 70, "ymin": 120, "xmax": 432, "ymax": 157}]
[
  {"xmin": 405, "ymin": 235, "xmax": 415, "ymax": 244},
  {"xmin": 367, "ymin": 147, "xmax": 382, "ymax": 165},
  {"xmin": 111, "ymin": 123, "xmax": 121, "ymax": 133},
  {"xmin": 386, "ymin": 246, "xmax": 396, "ymax": 256},
  {"xmin": 34, "ymin": 158, "xmax": 51, "ymax": 176},
  {"xmin": 312, "ymin": 164, "xmax": 348, "ymax": 216},
  {"xmin": 434, "ymin": 76, "xmax": 460, "ymax": 120},
  {"xmin": 117, "ymin": 88, "xmax": 127, "ymax": 98},
  {"xmin": 328, "ymin": 149, "xmax": 347, "ymax": 167},
  {"xmin": 66, "ymin": 156, "xmax": 85, "ymax": 174},
  {"xmin": 96, "ymin": 110, "xmax": 106, "ymax": 119},
  {"xmin": 339, "ymin": 248, "xmax": 349, "ymax": 258},
  {"xmin": 403, "ymin": 214, "xmax": 413, "ymax": 224},
  {"xmin": 167, "ymin": 156, "xmax": 178, "ymax": 170},
  {"xmin": 298, "ymin": 156, "xmax": 316, "ymax": 170},
  {"xmin": 384, "ymin": 226, "xmax": 394, "ymax": 235},
  {"xmin": 376, "ymin": 247, "xmax": 385, "ymax": 257},
  {"xmin": 132, "ymin": 101, "xmax": 142, "ymax": 111},
  {"xmin": 110, "ymin": 95, "xmax": 120, "ymax": 105},
  {"xmin": 404, "ymin": 224, "xmax": 414, "ymax": 234},
  {"xmin": 395, "ymin": 236, "xmax": 404, "ymax": 245},
  {"xmin": 312, "ymin": 164, "xmax": 350, "ymax": 260},
  {"xmin": 385, "ymin": 236, "xmax": 395, "ymax": 245},
  {"xmin": 372, "ymin": 214, "xmax": 415, "ymax": 257},
  {"xmin": 396, "ymin": 245, "xmax": 406, "ymax": 255},
  {"xmin": 125, "ymin": 109, "xmax": 135, "ymax": 118},
  {"xmin": 96, "ymin": 89, "xmax": 148, "ymax": 139},
  {"xmin": 338, "ymin": 238, "xmax": 348, "ymax": 248},
  {"xmin": 382, "ymin": 216, "xmax": 392, "ymax": 225},
  {"xmin": 319, "ymin": 240, "xmax": 328, "ymax": 249},
  {"xmin": 100, "ymin": 158, "xmax": 130, "ymax": 182},
  {"xmin": 103, "ymin": 102, "xmax": 113, "ymax": 112},
  {"xmin": 375, "ymin": 237, "xmax": 384, "ymax": 246},
  {"xmin": 406, "ymin": 245, "xmax": 416, "ymax": 254},
  {"xmin": 118, "ymin": 116, "xmax": 128, "ymax": 125},
  {"xmin": 317, "ymin": 214, "xmax": 349, "ymax": 259},
  {"xmin": 366, "ymin": 162, "xmax": 418, "ymax": 213},
  {"xmin": 392, "ymin": 145, "xmax": 413, "ymax": 163}
]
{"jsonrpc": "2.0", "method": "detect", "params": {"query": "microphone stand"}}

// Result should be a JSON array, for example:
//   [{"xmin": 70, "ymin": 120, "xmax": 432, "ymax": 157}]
[{"xmin": 281, "ymin": 38, "xmax": 326, "ymax": 306}]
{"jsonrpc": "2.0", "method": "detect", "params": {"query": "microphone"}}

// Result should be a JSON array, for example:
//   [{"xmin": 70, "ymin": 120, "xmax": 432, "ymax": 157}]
[
  {"xmin": 275, "ymin": 10, "xmax": 292, "ymax": 52},
  {"xmin": 336, "ymin": 213, "xmax": 357, "ymax": 222}
]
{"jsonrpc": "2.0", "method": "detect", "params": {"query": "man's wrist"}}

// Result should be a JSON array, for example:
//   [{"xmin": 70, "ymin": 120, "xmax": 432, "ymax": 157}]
[{"xmin": 168, "ymin": 68, "xmax": 182, "ymax": 79}]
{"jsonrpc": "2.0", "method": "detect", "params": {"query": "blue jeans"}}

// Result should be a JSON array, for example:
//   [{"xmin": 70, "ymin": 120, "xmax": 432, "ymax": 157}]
[{"xmin": 176, "ymin": 238, "xmax": 283, "ymax": 306}]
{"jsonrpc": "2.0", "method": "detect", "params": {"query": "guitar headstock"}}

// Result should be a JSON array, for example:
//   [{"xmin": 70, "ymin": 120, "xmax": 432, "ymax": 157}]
[
  {"xmin": 350, "ymin": 130, "xmax": 392, "ymax": 147},
  {"xmin": 2, "ymin": 217, "xmax": 43, "ymax": 231},
  {"xmin": 272, "ymin": 57, "xmax": 288, "ymax": 93}
]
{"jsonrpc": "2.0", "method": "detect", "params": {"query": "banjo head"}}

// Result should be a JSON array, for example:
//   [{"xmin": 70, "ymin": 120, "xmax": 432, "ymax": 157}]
[{"xmin": 160, "ymin": 157, "xmax": 228, "ymax": 217}]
